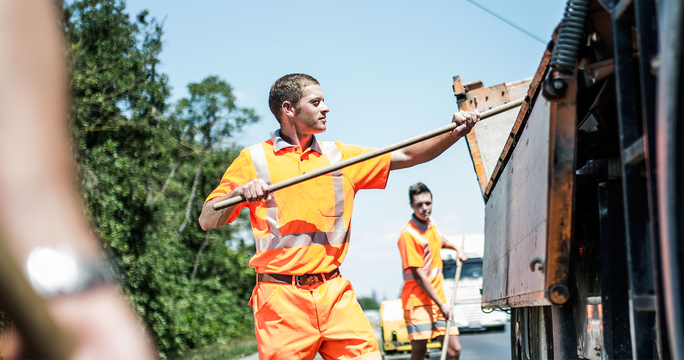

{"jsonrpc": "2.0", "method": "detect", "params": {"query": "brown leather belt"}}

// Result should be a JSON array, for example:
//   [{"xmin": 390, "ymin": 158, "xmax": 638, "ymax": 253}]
[{"xmin": 257, "ymin": 268, "xmax": 340, "ymax": 287}]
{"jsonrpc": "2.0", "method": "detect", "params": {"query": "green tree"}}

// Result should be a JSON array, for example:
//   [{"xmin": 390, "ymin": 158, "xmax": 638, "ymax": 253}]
[
  {"xmin": 174, "ymin": 76, "xmax": 258, "ymax": 239},
  {"xmin": 161, "ymin": 76, "xmax": 259, "ymax": 353},
  {"xmin": 357, "ymin": 290, "xmax": 381, "ymax": 310},
  {"xmin": 63, "ymin": 0, "xmax": 260, "ymax": 357}
]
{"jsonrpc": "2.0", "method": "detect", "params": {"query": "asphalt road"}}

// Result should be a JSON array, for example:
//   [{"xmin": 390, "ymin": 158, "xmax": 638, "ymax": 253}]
[
  {"xmin": 242, "ymin": 324, "xmax": 511, "ymax": 360},
  {"xmin": 458, "ymin": 325, "xmax": 511, "ymax": 360},
  {"xmin": 383, "ymin": 325, "xmax": 512, "ymax": 360}
]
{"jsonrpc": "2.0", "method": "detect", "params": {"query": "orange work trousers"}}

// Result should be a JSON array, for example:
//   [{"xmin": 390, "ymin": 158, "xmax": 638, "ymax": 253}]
[
  {"xmin": 404, "ymin": 303, "xmax": 459, "ymax": 341},
  {"xmin": 251, "ymin": 275, "xmax": 380, "ymax": 360}
]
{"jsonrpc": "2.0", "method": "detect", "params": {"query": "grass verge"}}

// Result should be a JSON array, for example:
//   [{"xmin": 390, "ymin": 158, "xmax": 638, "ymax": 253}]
[{"xmin": 175, "ymin": 337, "xmax": 258, "ymax": 360}]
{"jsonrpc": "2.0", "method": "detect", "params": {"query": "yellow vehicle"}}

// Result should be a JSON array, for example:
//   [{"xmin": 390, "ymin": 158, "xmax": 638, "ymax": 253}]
[{"xmin": 379, "ymin": 298, "xmax": 441, "ymax": 358}]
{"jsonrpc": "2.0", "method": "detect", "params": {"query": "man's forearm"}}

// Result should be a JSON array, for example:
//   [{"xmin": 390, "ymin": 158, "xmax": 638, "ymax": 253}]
[
  {"xmin": 198, "ymin": 196, "xmax": 239, "ymax": 231},
  {"xmin": 442, "ymin": 239, "xmax": 462, "ymax": 252},
  {"xmin": 390, "ymin": 132, "xmax": 459, "ymax": 170},
  {"xmin": 199, "ymin": 178, "xmax": 270, "ymax": 230},
  {"xmin": 410, "ymin": 267, "xmax": 445, "ymax": 306},
  {"xmin": 389, "ymin": 111, "xmax": 478, "ymax": 170},
  {"xmin": 442, "ymin": 238, "xmax": 467, "ymax": 262}
]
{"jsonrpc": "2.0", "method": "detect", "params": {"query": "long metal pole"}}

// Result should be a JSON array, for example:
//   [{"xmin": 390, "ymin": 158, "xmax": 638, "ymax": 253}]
[
  {"xmin": 213, "ymin": 98, "xmax": 524, "ymax": 210},
  {"xmin": 440, "ymin": 236, "xmax": 466, "ymax": 360}
]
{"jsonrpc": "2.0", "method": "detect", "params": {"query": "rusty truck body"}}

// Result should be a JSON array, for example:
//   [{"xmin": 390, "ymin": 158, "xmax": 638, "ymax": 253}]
[{"xmin": 455, "ymin": 0, "xmax": 683, "ymax": 358}]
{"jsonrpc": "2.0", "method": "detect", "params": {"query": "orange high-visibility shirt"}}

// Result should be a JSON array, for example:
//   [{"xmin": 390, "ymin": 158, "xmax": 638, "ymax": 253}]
[
  {"xmin": 397, "ymin": 216, "xmax": 447, "ymax": 309},
  {"xmin": 206, "ymin": 131, "xmax": 391, "ymax": 275}
]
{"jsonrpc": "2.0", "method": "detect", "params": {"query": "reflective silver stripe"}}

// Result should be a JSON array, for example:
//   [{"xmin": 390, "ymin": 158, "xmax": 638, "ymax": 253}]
[
  {"xmin": 405, "ymin": 226, "xmax": 433, "ymax": 275},
  {"xmin": 427, "ymin": 267, "xmax": 443, "ymax": 278},
  {"xmin": 256, "ymin": 230, "xmax": 350, "ymax": 250},
  {"xmin": 321, "ymin": 142, "xmax": 346, "ymax": 244},
  {"xmin": 247, "ymin": 143, "xmax": 280, "ymax": 253},
  {"xmin": 320, "ymin": 141, "xmax": 342, "ymax": 175},
  {"xmin": 406, "ymin": 227, "xmax": 430, "ymax": 245},
  {"xmin": 406, "ymin": 320, "xmax": 447, "ymax": 334},
  {"xmin": 255, "ymin": 237, "xmax": 270, "ymax": 252}
]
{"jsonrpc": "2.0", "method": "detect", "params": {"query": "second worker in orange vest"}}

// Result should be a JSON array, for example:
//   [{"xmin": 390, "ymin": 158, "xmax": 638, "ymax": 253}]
[
  {"xmin": 199, "ymin": 74, "xmax": 479, "ymax": 360},
  {"xmin": 398, "ymin": 182, "xmax": 468, "ymax": 360}
]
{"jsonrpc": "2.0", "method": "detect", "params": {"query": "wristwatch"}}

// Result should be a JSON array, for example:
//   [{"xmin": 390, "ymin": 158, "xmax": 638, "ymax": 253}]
[{"xmin": 25, "ymin": 246, "xmax": 114, "ymax": 298}]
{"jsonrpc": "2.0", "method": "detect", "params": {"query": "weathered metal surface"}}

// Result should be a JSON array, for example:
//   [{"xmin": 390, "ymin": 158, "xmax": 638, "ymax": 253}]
[
  {"xmin": 480, "ymin": 93, "xmax": 553, "ymax": 308},
  {"xmin": 544, "ymin": 72, "xmax": 576, "ymax": 307},
  {"xmin": 453, "ymin": 44, "xmax": 554, "ymax": 202},
  {"xmin": 461, "ymin": 44, "xmax": 575, "ymax": 309},
  {"xmin": 480, "ymin": 47, "xmax": 553, "ymax": 202},
  {"xmin": 453, "ymin": 76, "xmax": 532, "ymax": 197},
  {"xmin": 462, "ymin": 0, "xmax": 682, "ymax": 357},
  {"xmin": 469, "ymin": 108, "xmax": 522, "ymax": 193}
]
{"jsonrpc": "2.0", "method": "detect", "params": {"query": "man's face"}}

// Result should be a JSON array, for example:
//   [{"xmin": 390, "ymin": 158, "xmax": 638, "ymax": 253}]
[
  {"xmin": 410, "ymin": 192, "xmax": 433, "ymax": 222},
  {"xmin": 293, "ymin": 84, "xmax": 329, "ymax": 135}
]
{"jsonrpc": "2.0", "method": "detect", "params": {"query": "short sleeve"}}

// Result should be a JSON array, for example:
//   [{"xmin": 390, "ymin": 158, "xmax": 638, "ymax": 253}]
[
  {"xmin": 398, "ymin": 231, "xmax": 426, "ymax": 270},
  {"xmin": 204, "ymin": 149, "xmax": 255, "ymax": 223},
  {"xmin": 337, "ymin": 142, "xmax": 391, "ymax": 191}
]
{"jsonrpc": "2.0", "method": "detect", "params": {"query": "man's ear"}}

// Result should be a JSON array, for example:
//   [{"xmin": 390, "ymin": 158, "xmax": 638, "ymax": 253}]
[{"xmin": 282, "ymin": 101, "xmax": 295, "ymax": 119}]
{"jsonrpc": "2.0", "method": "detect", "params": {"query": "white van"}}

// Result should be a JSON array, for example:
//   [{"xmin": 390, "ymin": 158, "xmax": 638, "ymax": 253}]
[{"xmin": 441, "ymin": 249, "xmax": 509, "ymax": 332}]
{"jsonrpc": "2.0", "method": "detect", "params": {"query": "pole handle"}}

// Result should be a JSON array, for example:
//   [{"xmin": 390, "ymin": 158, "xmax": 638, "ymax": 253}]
[
  {"xmin": 440, "ymin": 237, "xmax": 467, "ymax": 360},
  {"xmin": 212, "ymin": 98, "xmax": 524, "ymax": 211}
]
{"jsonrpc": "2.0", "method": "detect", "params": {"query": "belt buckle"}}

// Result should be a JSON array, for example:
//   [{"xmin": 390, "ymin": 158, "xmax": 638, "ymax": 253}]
[{"xmin": 296, "ymin": 274, "xmax": 319, "ymax": 287}]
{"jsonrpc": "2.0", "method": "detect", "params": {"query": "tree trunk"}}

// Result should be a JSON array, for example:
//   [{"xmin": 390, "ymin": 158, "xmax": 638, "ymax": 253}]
[
  {"xmin": 191, "ymin": 232, "xmax": 210, "ymax": 282},
  {"xmin": 148, "ymin": 162, "xmax": 178, "ymax": 205},
  {"xmin": 178, "ymin": 160, "xmax": 202, "ymax": 235}
]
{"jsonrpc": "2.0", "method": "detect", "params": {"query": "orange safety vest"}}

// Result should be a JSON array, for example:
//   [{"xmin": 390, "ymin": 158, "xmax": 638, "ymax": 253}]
[
  {"xmin": 398, "ymin": 216, "xmax": 447, "ymax": 308},
  {"xmin": 206, "ymin": 131, "xmax": 391, "ymax": 275}
]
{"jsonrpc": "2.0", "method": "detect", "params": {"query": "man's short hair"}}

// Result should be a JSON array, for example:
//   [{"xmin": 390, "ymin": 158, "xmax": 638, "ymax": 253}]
[
  {"xmin": 408, "ymin": 182, "xmax": 432, "ymax": 204},
  {"xmin": 268, "ymin": 73, "xmax": 319, "ymax": 121}
]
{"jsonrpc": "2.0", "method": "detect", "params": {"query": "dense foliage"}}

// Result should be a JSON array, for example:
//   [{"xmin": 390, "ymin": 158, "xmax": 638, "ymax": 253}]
[
  {"xmin": 357, "ymin": 291, "xmax": 381, "ymax": 310},
  {"xmin": 63, "ymin": 0, "xmax": 259, "ymax": 356}
]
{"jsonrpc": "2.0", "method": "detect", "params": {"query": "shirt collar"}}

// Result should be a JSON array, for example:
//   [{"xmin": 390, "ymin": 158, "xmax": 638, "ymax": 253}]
[
  {"xmin": 410, "ymin": 214, "xmax": 432, "ymax": 233},
  {"xmin": 271, "ymin": 129, "xmax": 323, "ymax": 154}
]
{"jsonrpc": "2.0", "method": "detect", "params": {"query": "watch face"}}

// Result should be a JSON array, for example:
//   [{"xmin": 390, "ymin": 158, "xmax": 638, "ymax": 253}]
[{"xmin": 26, "ymin": 247, "xmax": 80, "ymax": 297}]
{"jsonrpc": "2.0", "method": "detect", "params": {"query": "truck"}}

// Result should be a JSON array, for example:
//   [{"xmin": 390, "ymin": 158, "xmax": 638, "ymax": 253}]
[
  {"xmin": 441, "ymin": 235, "xmax": 509, "ymax": 334},
  {"xmin": 454, "ymin": 0, "xmax": 683, "ymax": 359}
]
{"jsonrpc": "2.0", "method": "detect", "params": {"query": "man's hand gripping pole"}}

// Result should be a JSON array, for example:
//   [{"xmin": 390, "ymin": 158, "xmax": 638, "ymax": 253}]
[{"xmin": 212, "ymin": 98, "xmax": 524, "ymax": 211}]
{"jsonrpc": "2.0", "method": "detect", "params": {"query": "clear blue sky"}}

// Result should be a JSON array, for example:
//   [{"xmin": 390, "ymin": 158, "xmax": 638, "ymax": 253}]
[{"xmin": 126, "ymin": 0, "xmax": 567, "ymax": 300}]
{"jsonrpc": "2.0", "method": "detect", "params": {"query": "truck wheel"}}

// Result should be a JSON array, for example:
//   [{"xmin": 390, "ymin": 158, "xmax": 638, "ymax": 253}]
[
  {"xmin": 510, "ymin": 307, "xmax": 553, "ymax": 360},
  {"xmin": 510, "ymin": 307, "xmax": 524, "ymax": 360}
]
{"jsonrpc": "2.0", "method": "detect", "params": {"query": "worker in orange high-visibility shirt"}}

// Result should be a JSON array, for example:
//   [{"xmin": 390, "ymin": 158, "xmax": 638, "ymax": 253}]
[
  {"xmin": 397, "ymin": 182, "xmax": 468, "ymax": 360},
  {"xmin": 199, "ymin": 74, "xmax": 479, "ymax": 360}
]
